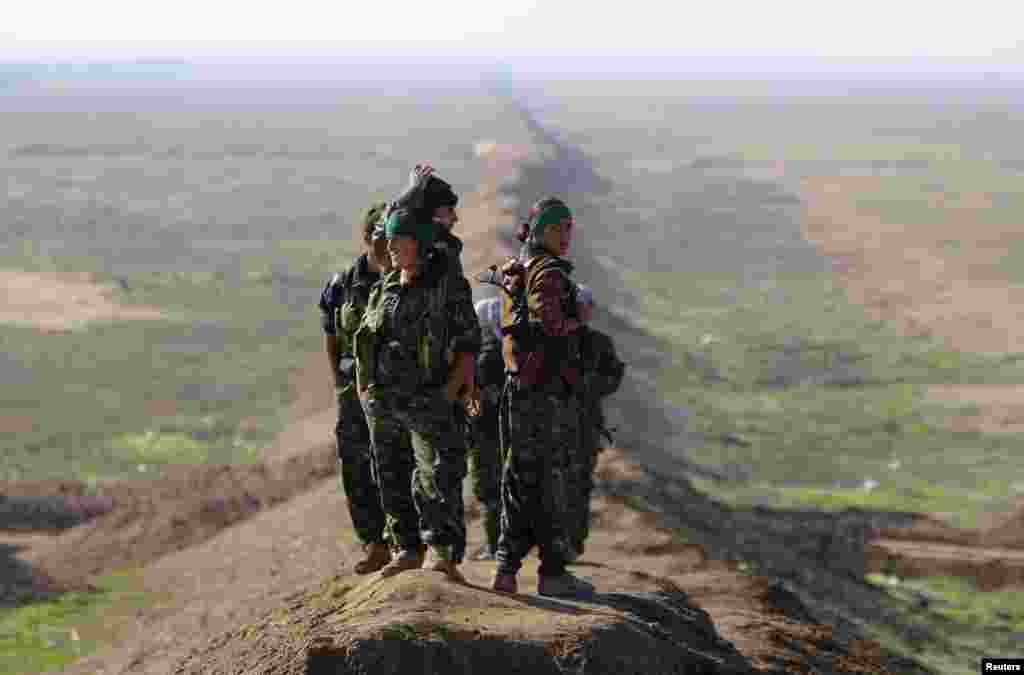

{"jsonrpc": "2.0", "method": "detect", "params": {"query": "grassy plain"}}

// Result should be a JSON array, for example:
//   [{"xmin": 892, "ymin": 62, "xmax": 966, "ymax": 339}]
[
  {"xmin": 524, "ymin": 79, "xmax": 1024, "ymax": 521},
  {"xmin": 0, "ymin": 80, "xmax": 531, "ymax": 483},
  {"xmin": 0, "ymin": 568, "xmax": 169, "ymax": 675}
]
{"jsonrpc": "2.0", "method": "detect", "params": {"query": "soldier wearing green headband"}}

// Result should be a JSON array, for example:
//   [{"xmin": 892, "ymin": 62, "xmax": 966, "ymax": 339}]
[
  {"xmin": 490, "ymin": 197, "xmax": 593, "ymax": 598},
  {"xmin": 354, "ymin": 206, "xmax": 481, "ymax": 580},
  {"xmin": 318, "ymin": 202, "xmax": 392, "ymax": 574}
]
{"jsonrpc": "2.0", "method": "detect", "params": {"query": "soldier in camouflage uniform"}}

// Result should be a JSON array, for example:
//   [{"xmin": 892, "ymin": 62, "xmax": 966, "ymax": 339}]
[
  {"xmin": 354, "ymin": 206, "xmax": 481, "ymax": 580},
  {"xmin": 566, "ymin": 284, "xmax": 625, "ymax": 560},
  {"xmin": 465, "ymin": 297, "xmax": 505, "ymax": 560},
  {"xmin": 395, "ymin": 164, "xmax": 475, "ymax": 454},
  {"xmin": 491, "ymin": 197, "xmax": 593, "ymax": 598},
  {"xmin": 318, "ymin": 203, "xmax": 392, "ymax": 574}
]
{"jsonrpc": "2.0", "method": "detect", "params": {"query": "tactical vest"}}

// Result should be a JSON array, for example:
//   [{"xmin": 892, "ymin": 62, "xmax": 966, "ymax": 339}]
[
  {"xmin": 332, "ymin": 264, "xmax": 376, "ymax": 357},
  {"xmin": 498, "ymin": 254, "xmax": 580, "ymax": 384},
  {"xmin": 355, "ymin": 260, "xmax": 450, "ymax": 394}
]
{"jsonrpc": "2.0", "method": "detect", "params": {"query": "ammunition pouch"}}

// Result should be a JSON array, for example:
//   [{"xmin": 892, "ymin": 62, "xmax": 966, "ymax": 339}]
[
  {"xmin": 338, "ymin": 301, "xmax": 363, "ymax": 333},
  {"xmin": 337, "ymin": 356, "xmax": 357, "ymax": 383},
  {"xmin": 376, "ymin": 339, "xmax": 421, "ymax": 387}
]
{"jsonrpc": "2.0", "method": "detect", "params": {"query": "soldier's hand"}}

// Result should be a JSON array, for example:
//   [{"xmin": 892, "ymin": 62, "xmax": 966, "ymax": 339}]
[
  {"xmin": 500, "ymin": 257, "xmax": 525, "ymax": 281},
  {"xmin": 463, "ymin": 385, "xmax": 482, "ymax": 417}
]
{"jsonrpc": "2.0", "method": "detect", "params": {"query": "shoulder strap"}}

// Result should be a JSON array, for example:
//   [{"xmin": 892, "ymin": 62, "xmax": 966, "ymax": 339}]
[{"xmin": 524, "ymin": 256, "xmax": 573, "ymax": 312}]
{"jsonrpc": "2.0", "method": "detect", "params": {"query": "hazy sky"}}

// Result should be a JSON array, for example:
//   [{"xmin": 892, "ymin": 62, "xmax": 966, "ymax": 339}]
[{"xmin": 2, "ymin": 0, "xmax": 1022, "ymax": 67}]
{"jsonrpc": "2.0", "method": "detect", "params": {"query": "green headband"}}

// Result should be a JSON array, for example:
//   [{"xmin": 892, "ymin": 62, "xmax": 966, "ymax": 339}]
[
  {"xmin": 531, "ymin": 203, "xmax": 572, "ymax": 230},
  {"xmin": 385, "ymin": 209, "xmax": 434, "ymax": 246}
]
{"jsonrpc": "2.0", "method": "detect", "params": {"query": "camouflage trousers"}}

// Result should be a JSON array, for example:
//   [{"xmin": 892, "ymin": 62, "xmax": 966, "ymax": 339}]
[
  {"xmin": 495, "ymin": 385, "xmax": 577, "ymax": 577},
  {"xmin": 364, "ymin": 389, "xmax": 467, "ymax": 563},
  {"xmin": 467, "ymin": 391, "xmax": 502, "ymax": 550},
  {"xmin": 335, "ymin": 393, "xmax": 387, "ymax": 547},
  {"xmin": 566, "ymin": 425, "xmax": 600, "ymax": 550}
]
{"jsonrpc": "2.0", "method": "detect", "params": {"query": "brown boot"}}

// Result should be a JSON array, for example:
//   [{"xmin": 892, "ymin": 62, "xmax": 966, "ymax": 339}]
[
  {"xmin": 491, "ymin": 573, "xmax": 518, "ymax": 594},
  {"xmin": 426, "ymin": 545, "xmax": 465, "ymax": 583},
  {"xmin": 379, "ymin": 547, "xmax": 425, "ymax": 578},
  {"xmin": 353, "ymin": 542, "xmax": 392, "ymax": 575}
]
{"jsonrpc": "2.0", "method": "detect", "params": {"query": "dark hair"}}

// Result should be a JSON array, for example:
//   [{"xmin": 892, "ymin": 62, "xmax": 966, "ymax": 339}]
[
  {"xmin": 423, "ymin": 175, "xmax": 458, "ymax": 211},
  {"xmin": 514, "ymin": 221, "xmax": 530, "ymax": 243}
]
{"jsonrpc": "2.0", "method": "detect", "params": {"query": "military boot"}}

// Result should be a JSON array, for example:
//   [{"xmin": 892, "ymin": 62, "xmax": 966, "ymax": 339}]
[
  {"xmin": 537, "ymin": 573, "xmax": 594, "ymax": 598},
  {"xmin": 353, "ymin": 542, "xmax": 392, "ymax": 575},
  {"xmin": 425, "ymin": 544, "xmax": 465, "ymax": 583},
  {"xmin": 379, "ymin": 547, "xmax": 425, "ymax": 578},
  {"xmin": 491, "ymin": 573, "xmax": 518, "ymax": 594}
]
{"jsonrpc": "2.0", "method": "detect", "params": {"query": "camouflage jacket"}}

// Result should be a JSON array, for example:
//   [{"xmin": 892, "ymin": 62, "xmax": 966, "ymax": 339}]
[
  {"xmin": 355, "ymin": 249, "xmax": 480, "ymax": 397},
  {"xmin": 318, "ymin": 253, "xmax": 381, "ymax": 396}
]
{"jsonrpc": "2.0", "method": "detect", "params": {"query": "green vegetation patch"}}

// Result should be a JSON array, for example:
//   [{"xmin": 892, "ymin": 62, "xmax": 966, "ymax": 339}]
[
  {"xmin": 0, "ymin": 569, "xmax": 161, "ymax": 675},
  {"xmin": 863, "ymin": 574, "xmax": 1024, "ymax": 675},
  {"xmin": 625, "ymin": 268, "xmax": 1024, "ymax": 528},
  {"xmin": 111, "ymin": 430, "xmax": 215, "ymax": 465}
]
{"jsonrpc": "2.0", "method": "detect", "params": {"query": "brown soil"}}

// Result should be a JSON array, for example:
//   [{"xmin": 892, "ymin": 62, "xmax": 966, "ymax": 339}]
[
  {"xmin": 866, "ymin": 537, "xmax": 1024, "ymax": 590},
  {"xmin": 926, "ymin": 384, "xmax": 1024, "ymax": 434},
  {"xmin": 0, "ymin": 269, "xmax": 169, "ymax": 331},
  {"xmin": 800, "ymin": 176, "xmax": 1024, "ymax": 356},
  {"xmin": 170, "ymin": 483, "xmax": 896, "ymax": 675}
]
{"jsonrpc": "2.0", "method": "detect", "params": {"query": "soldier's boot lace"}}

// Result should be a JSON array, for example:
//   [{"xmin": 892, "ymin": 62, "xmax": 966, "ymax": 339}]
[
  {"xmin": 537, "ymin": 573, "xmax": 594, "ymax": 598},
  {"xmin": 379, "ymin": 547, "xmax": 425, "ymax": 578},
  {"xmin": 491, "ymin": 573, "xmax": 518, "ymax": 594},
  {"xmin": 353, "ymin": 542, "xmax": 392, "ymax": 575}
]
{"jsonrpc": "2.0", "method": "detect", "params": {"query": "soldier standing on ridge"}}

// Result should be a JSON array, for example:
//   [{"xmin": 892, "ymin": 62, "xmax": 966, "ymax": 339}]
[
  {"xmin": 566, "ymin": 284, "xmax": 625, "ymax": 561},
  {"xmin": 317, "ymin": 203, "xmax": 392, "ymax": 574},
  {"xmin": 490, "ymin": 197, "xmax": 593, "ymax": 598},
  {"xmin": 465, "ymin": 296, "xmax": 505, "ymax": 560},
  {"xmin": 354, "ymin": 206, "xmax": 481, "ymax": 580},
  {"xmin": 394, "ymin": 163, "xmax": 475, "ymax": 561}
]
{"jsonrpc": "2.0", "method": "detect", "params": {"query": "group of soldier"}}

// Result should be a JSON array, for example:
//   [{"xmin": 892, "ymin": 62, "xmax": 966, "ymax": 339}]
[{"xmin": 318, "ymin": 165, "xmax": 624, "ymax": 598}]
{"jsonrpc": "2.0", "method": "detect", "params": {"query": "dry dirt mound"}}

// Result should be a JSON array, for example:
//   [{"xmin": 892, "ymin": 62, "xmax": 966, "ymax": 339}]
[
  {"xmin": 0, "ymin": 269, "xmax": 169, "ymax": 332},
  {"xmin": 983, "ymin": 500, "xmax": 1024, "ymax": 549},
  {"xmin": 40, "ymin": 449, "xmax": 905, "ymax": 675},
  {"xmin": 23, "ymin": 446, "xmax": 336, "ymax": 589},
  {"xmin": 174, "ymin": 566, "xmax": 896, "ymax": 675},
  {"xmin": 174, "ymin": 572, "xmax": 753, "ymax": 675},
  {"xmin": 0, "ymin": 490, "xmax": 116, "ymax": 532},
  {"xmin": 865, "ymin": 538, "xmax": 1024, "ymax": 591}
]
